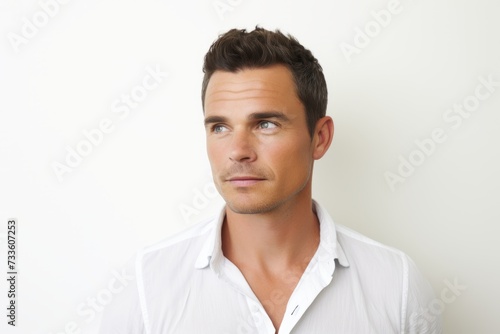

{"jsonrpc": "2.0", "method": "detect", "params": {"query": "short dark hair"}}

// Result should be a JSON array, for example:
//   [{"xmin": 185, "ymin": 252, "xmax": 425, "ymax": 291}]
[{"xmin": 201, "ymin": 26, "xmax": 328, "ymax": 137}]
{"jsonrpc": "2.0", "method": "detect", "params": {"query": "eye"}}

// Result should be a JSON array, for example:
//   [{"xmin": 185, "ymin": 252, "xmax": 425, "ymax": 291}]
[
  {"xmin": 212, "ymin": 124, "xmax": 228, "ymax": 134},
  {"xmin": 259, "ymin": 121, "xmax": 278, "ymax": 130}
]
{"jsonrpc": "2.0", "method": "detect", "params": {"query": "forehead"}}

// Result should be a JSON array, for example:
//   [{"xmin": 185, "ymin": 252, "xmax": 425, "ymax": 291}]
[{"xmin": 204, "ymin": 65, "xmax": 303, "ymax": 115}]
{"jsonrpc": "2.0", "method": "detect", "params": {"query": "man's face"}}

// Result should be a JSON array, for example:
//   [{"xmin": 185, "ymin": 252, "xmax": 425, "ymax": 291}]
[{"xmin": 204, "ymin": 65, "xmax": 315, "ymax": 214}]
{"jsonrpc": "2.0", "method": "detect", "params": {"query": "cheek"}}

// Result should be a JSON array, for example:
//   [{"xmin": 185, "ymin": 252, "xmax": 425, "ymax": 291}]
[
  {"xmin": 264, "ymin": 139, "xmax": 312, "ymax": 179},
  {"xmin": 206, "ymin": 141, "xmax": 222, "ymax": 167}
]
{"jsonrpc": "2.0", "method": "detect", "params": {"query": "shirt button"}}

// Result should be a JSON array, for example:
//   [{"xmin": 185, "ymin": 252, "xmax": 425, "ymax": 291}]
[{"xmin": 252, "ymin": 305, "xmax": 260, "ymax": 313}]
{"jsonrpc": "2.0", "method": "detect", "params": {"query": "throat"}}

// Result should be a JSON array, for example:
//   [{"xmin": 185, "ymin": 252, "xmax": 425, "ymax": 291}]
[{"xmin": 220, "ymin": 203, "xmax": 321, "ymax": 331}]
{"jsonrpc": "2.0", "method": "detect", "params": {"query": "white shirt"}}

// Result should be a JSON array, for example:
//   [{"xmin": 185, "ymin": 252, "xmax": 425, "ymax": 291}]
[{"xmin": 99, "ymin": 200, "xmax": 442, "ymax": 334}]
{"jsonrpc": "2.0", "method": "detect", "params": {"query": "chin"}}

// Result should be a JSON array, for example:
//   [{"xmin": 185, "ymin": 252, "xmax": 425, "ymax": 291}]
[{"xmin": 224, "ymin": 196, "xmax": 285, "ymax": 215}]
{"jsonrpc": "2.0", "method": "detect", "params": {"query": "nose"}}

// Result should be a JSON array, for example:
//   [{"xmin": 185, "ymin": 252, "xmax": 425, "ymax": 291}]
[{"xmin": 229, "ymin": 129, "xmax": 257, "ymax": 163}]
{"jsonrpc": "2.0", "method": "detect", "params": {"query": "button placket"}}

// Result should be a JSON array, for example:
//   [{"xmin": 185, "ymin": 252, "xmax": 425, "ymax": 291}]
[{"xmin": 245, "ymin": 298, "xmax": 275, "ymax": 334}]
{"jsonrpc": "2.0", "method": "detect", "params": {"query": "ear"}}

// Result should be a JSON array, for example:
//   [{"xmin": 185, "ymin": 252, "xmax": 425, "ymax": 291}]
[{"xmin": 312, "ymin": 116, "xmax": 334, "ymax": 160}]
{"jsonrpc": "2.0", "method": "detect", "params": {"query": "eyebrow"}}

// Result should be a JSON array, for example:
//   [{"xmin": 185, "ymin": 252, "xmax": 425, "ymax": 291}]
[
  {"xmin": 204, "ymin": 111, "xmax": 290, "ymax": 127},
  {"xmin": 204, "ymin": 115, "xmax": 227, "ymax": 127}
]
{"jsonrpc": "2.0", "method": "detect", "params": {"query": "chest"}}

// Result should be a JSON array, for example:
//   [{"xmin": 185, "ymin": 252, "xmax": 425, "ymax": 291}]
[
  {"xmin": 239, "ymin": 267, "xmax": 305, "ymax": 331},
  {"xmin": 144, "ymin": 258, "xmax": 402, "ymax": 334}
]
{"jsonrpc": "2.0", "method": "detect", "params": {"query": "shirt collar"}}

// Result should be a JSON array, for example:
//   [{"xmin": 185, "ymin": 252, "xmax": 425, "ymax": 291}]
[
  {"xmin": 313, "ymin": 199, "xmax": 350, "ymax": 268},
  {"xmin": 194, "ymin": 199, "xmax": 350, "ymax": 273},
  {"xmin": 194, "ymin": 203, "xmax": 226, "ymax": 272}
]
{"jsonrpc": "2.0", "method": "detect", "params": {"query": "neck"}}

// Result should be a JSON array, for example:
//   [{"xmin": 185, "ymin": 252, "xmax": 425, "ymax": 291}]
[{"xmin": 221, "ymin": 193, "xmax": 320, "ymax": 274}]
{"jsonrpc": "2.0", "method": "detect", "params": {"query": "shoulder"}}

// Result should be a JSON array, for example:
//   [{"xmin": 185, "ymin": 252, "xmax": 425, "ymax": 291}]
[
  {"xmin": 334, "ymin": 223, "xmax": 427, "ymax": 294},
  {"xmin": 334, "ymin": 224, "xmax": 442, "ymax": 333},
  {"xmin": 138, "ymin": 215, "xmax": 217, "ymax": 269},
  {"xmin": 335, "ymin": 223, "xmax": 411, "ymax": 271},
  {"xmin": 142, "ymin": 216, "xmax": 215, "ymax": 254}
]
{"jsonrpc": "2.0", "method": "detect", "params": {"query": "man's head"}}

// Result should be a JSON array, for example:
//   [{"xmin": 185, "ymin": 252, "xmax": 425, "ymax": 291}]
[
  {"xmin": 202, "ymin": 26, "xmax": 328, "ymax": 138},
  {"xmin": 202, "ymin": 27, "xmax": 333, "ymax": 215}
]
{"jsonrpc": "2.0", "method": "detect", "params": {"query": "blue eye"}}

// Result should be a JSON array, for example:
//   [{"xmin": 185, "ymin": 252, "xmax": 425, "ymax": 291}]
[
  {"xmin": 259, "ymin": 121, "xmax": 277, "ymax": 129},
  {"xmin": 213, "ymin": 125, "xmax": 227, "ymax": 133}
]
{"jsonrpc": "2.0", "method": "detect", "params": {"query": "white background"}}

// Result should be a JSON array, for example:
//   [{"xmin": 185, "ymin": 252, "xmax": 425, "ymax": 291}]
[{"xmin": 1, "ymin": 0, "xmax": 499, "ymax": 333}]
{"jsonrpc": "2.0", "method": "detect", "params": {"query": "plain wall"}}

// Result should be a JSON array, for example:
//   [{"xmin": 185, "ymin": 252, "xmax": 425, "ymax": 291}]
[{"xmin": 1, "ymin": 0, "xmax": 499, "ymax": 333}]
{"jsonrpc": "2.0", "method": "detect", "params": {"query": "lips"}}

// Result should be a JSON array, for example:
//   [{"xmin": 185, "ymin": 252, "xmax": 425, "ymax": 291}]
[{"xmin": 226, "ymin": 176, "xmax": 265, "ymax": 187}]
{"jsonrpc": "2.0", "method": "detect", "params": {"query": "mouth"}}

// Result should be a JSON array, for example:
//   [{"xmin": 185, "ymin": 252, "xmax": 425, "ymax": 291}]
[{"xmin": 226, "ymin": 176, "xmax": 266, "ymax": 187}]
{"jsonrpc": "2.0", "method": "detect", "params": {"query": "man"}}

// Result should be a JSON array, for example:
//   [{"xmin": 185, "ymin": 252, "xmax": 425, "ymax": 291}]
[{"xmin": 99, "ymin": 27, "xmax": 442, "ymax": 333}]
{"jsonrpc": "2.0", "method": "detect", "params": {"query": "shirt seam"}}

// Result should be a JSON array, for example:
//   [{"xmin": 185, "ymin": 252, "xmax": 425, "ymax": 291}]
[
  {"xmin": 141, "ymin": 217, "xmax": 215, "ymax": 256},
  {"xmin": 136, "ymin": 249, "xmax": 151, "ymax": 334},
  {"xmin": 335, "ymin": 224, "xmax": 404, "ymax": 257},
  {"xmin": 400, "ymin": 253, "xmax": 410, "ymax": 334}
]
